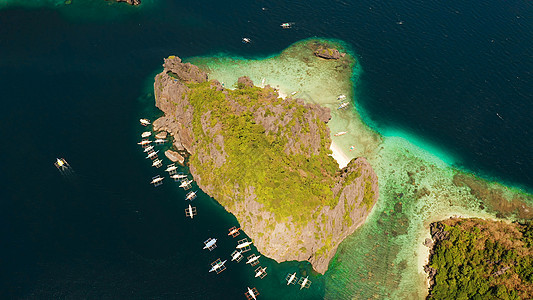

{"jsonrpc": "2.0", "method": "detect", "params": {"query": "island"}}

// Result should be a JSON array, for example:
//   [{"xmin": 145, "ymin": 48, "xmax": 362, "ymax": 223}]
[
  {"xmin": 151, "ymin": 52, "xmax": 379, "ymax": 274},
  {"xmin": 425, "ymin": 218, "xmax": 532, "ymax": 299}
]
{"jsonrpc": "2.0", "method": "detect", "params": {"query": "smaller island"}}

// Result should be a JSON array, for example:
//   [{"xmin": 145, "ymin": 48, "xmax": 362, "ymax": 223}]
[{"xmin": 425, "ymin": 218, "xmax": 533, "ymax": 299}]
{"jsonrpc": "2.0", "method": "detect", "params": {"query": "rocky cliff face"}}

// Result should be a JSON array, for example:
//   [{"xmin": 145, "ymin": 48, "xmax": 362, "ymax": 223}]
[{"xmin": 152, "ymin": 56, "xmax": 379, "ymax": 274}]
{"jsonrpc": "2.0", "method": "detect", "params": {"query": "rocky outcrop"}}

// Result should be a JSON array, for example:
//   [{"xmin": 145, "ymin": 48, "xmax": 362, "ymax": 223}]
[
  {"xmin": 165, "ymin": 150, "xmax": 185, "ymax": 165},
  {"xmin": 152, "ymin": 56, "xmax": 379, "ymax": 274},
  {"xmin": 314, "ymin": 47, "xmax": 345, "ymax": 59}
]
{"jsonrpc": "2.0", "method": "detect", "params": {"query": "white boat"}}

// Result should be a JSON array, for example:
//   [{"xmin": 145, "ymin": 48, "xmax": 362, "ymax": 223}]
[
  {"xmin": 185, "ymin": 204, "xmax": 197, "ymax": 219},
  {"xmin": 228, "ymin": 226, "xmax": 241, "ymax": 237},
  {"xmin": 245, "ymin": 287, "xmax": 259, "ymax": 300},
  {"xmin": 286, "ymin": 272, "xmax": 297, "ymax": 285},
  {"xmin": 143, "ymin": 145, "xmax": 154, "ymax": 153},
  {"xmin": 141, "ymin": 131, "xmax": 151, "ymax": 138},
  {"xmin": 152, "ymin": 159, "xmax": 162, "ymax": 168},
  {"xmin": 338, "ymin": 102, "xmax": 349, "ymax": 109},
  {"xmin": 242, "ymin": 37, "xmax": 251, "ymax": 43},
  {"xmin": 179, "ymin": 179, "xmax": 193, "ymax": 188},
  {"xmin": 231, "ymin": 250, "xmax": 243, "ymax": 262},
  {"xmin": 146, "ymin": 150, "xmax": 159, "ymax": 159},
  {"xmin": 298, "ymin": 276, "xmax": 311, "ymax": 289},
  {"xmin": 140, "ymin": 118, "xmax": 151, "ymax": 126},
  {"xmin": 246, "ymin": 254, "xmax": 260, "ymax": 266},
  {"xmin": 185, "ymin": 190, "xmax": 197, "ymax": 201},
  {"xmin": 209, "ymin": 258, "xmax": 227, "ymax": 274},
  {"xmin": 154, "ymin": 139, "xmax": 166, "ymax": 144},
  {"xmin": 171, "ymin": 174, "xmax": 187, "ymax": 180},
  {"xmin": 334, "ymin": 131, "xmax": 347, "ymax": 136},
  {"xmin": 337, "ymin": 94, "xmax": 347, "ymax": 100},
  {"xmin": 165, "ymin": 164, "xmax": 178, "ymax": 173},
  {"xmin": 254, "ymin": 266, "xmax": 267, "ymax": 278},
  {"xmin": 150, "ymin": 175, "xmax": 163, "ymax": 186},
  {"xmin": 203, "ymin": 238, "xmax": 217, "ymax": 250},
  {"xmin": 280, "ymin": 22, "xmax": 292, "ymax": 28}
]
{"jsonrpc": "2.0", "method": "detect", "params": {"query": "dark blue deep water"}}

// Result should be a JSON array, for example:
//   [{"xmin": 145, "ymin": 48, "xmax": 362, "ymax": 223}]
[{"xmin": 1, "ymin": 0, "xmax": 531, "ymax": 298}]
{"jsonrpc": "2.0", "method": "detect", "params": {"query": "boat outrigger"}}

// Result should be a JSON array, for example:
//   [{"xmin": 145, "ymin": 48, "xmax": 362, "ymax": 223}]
[
  {"xmin": 185, "ymin": 190, "xmax": 197, "ymax": 201},
  {"xmin": 254, "ymin": 266, "xmax": 267, "ymax": 279},
  {"xmin": 338, "ymin": 101, "xmax": 350, "ymax": 110},
  {"xmin": 171, "ymin": 173, "xmax": 187, "ymax": 181},
  {"xmin": 54, "ymin": 158, "xmax": 70, "ymax": 170},
  {"xmin": 286, "ymin": 272, "xmax": 297, "ymax": 285},
  {"xmin": 203, "ymin": 238, "xmax": 217, "ymax": 251},
  {"xmin": 150, "ymin": 175, "xmax": 164, "ymax": 187},
  {"xmin": 228, "ymin": 226, "xmax": 241, "ymax": 237},
  {"xmin": 298, "ymin": 276, "xmax": 311, "ymax": 290},
  {"xmin": 209, "ymin": 258, "xmax": 227, "ymax": 274},
  {"xmin": 179, "ymin": 179, "xmax": 193, "ymax": 189},
  {"xmin": 231, "ymin": 250, "xmax": 244, "ymax": 262},
  {"xmin": 185, "ymin": 204, "xmax": 197, "ymax": 219},
  {"xmin": 245, "ymin": 287, "xmax": 259, "ymax": 300},
  {"xmin": 152, "ymin": 159, "xmax": 163, "ymax": 168},
  {"xmin": 236, "ymin": 238, "xmax": 252, "ymax": 252},
  {"xmin": 246, "ymin": 254, "xmax": 261, "ymax": 266}
]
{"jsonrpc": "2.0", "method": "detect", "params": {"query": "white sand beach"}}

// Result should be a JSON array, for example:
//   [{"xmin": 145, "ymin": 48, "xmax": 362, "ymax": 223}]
[{"xmin": 330, "ymin": 142, "xmax": 351, "ymax": 169}]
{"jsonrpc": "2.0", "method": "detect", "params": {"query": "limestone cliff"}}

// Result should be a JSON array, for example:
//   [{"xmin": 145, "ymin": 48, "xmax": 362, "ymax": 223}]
[{"xmin": 152, "ymin": 56, "xmax": 379, "ymax": 274}]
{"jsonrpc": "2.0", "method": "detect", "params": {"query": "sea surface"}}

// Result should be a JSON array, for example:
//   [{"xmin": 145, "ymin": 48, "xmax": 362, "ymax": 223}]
[{"xmin": 1, "ymin": 0, "xmax": 531, "ymax": 299}]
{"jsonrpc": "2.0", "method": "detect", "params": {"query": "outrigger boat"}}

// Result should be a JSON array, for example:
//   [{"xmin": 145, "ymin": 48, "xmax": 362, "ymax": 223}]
[
  {"xmin": 179, "ymin": 179, "xmax": 193, "ymax": 189},
  {"xmin": 254, "ymin": 266, "xmax": 267, "ymax": 279},
  {"xmin": 143, "ymin": 145, "xmax": 154, "ymax": 153},
  {"xmin": 140, "ymin": 118, "xmax": 151, "ymax": 126},
  {"xmin": 171, "ymin": 173, "xmax": 188, "ymax": 181},
  {"xmin": 137, "ymin": 140, "xmax": 152, "ymax": 146},
  {"xmin": 165, "ymin": 164, "xmax": 178, "ymax": 173},
  {"xmin": 209, "ymin": 258, "xmax": 227, "ymax": 274},
  {"xmin": 185, "ymin": 190, "xmax": 197, "ymax": 201},
  {"xmin": 154, "ymin": 139, "xmax": 166, "ymax": 144},
  {"xmin": 334, "ymin": 131, "xmax": 347, "ymax": 136},
  {"xmin": 245, "ymin": 287, "xmax": 259, "ymax": 300},
  {"xmin": 298, "ymin": 276, "xmax": 311, "ymax": 290},
  {"xmin": 146, "ymin": 150, "xmax": 159, "ymax": 159},
  {"xmin": 246, "ymin": 254, "xmax": 261, "ymax": 266},
  {"xmin": 337, "ymin": 94, "xmax": 347, "ymax": 100},
  {"xmin": 280, "ymin": 22, "xmax": 292, "ymax": 28},
  {"xmin": 185, "ymin": 204, "xmax": 197, "ymax": 219},
  {"xmin": 242, "ymin": 37, "xmax": 251, "ymax": 43},
  {"xmin": 228, "ymin": 226, "xmax": 241, "ymax": 237},
  {"xmin": 338, "ymin": 102, "xmax": 349, "ymax": 110},
  {"xmin": 231, "ymin": 250, "xmax": 244, "ymax": 262},
  {"xmin": 286, "ymin": 272, "xmax": 297, "ymax": 285},
  {"xmin": 203, "ymin": 238, "xmax": 217, "ymax": 251},
  {"xmin": 236, "ymin": 238, "xmax": 252, "ymax": 252},
  {"xmin": 150, "ymin": 175, "xmax": 163, "ymax": 187},
  {"xmin": 152, "ymin": 159, "xmax": 163, "ymax": 168},
  {"xmin": 54, "ymin": 158, "xmax": 70, "ymax": 170},
  {"xmin": 141, "ymin": 131, "xmax": 151, "ymax": 138}
]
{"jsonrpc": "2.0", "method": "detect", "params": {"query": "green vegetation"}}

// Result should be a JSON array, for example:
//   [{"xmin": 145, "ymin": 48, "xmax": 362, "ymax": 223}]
[
  {"xmin": 184, "ymin": 81, "xmax": 350, "ymax": 227},
  {"xmin": 428, "ymin": 218, "xmax": 533, "ymax": 300}
]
